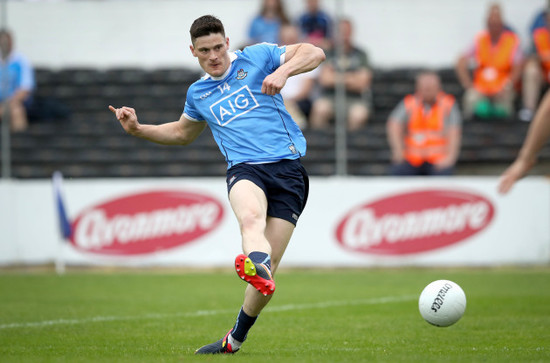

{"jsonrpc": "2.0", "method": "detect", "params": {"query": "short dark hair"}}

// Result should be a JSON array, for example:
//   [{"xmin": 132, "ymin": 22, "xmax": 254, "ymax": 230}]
[{"xmin": 190, "ymin": 15, "xmax": 225, "ymax": 44}]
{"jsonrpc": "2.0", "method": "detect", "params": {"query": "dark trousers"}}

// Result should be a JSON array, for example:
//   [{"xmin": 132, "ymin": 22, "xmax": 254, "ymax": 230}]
[{"xmin": 390, "ymin": 161, "xmax": 454, "ymax": 176}]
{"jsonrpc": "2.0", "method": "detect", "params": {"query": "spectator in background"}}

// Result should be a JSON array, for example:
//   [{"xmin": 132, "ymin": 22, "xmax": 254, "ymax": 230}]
[
  {"xmin": 309, "ymin": 18, "xmax": 372, "ymax": 131},
  {"xmin": 280, "ymin": 24, "xmax": 319, "ymax": 129},
  {"xmin": 247, "ymin": 0, "xmax": 290, "ymax": 45},
  {"xmin": 455, "ymin": 3, "xmax": 522, "ymax": 120},
  {"xmin": 297, "ymin": 0, "xmax": 332, "ymax": 50},
  {"xmin": 386, "ymin": 71, "xmax": 462, "ymax": 176},
  {"xmin": 0, "ymin": 28, "xmax": 34, "ymax": 132},
  {"xmin": 528, "ymin": 0, "xmax": 550, "ymax": 35},
  {"xmin": 519, "ymin": 9, "xmax": 550, "ymax": 122}
]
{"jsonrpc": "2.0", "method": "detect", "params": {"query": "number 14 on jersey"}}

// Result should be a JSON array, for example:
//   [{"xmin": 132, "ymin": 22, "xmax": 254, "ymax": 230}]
[{"xmin": 217, "ymin": 82, "xmax": 230, "ymax": 94}]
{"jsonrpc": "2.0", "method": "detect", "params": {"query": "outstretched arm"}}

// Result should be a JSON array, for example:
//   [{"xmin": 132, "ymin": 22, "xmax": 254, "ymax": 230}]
[
  {"xmin": 261, "ymin": 43, "xmax": 326, "ymax": 95},
  {"xmin": 498, "ymin": 90, "xmax": 550, "ymax": 194},
  {"xmin": 109, "ymin": 105, "xmax": 207, "ymax": 145}
]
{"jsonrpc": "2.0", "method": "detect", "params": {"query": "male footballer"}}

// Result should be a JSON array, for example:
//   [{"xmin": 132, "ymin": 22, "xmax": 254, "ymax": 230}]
[{"xmin": 109, "ymin": 15, "xmax": 325, "ymax": 354}]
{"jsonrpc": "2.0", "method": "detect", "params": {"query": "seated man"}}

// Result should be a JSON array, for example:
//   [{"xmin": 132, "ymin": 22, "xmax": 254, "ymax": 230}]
[
  {"xmin": 0, "ymin": 29, "xmax": 35, "ymax": 132},
  {"xmin": 387, "ymin": 71, "xmax": 462, "ymax": 176},
  {"xmin": 279, "ymin": 24, "xmax": 318, "ymax": 129},
  {"xmin": 455, "ymin": 4, "xmax": 522, "ymax": 120},
  {"xmin": 309, "ymin": 18, "xmax": 372, "ymax": 131}
]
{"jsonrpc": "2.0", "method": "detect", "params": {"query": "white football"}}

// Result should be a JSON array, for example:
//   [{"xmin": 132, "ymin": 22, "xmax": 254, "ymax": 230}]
[{"xmin": 418, "ymin": 280, "xmax": 466, "ymax": 327}]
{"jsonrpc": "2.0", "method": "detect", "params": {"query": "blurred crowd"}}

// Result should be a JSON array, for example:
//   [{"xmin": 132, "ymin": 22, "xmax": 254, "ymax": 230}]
[
  {"xmin": 241, "ymin": 0, "xmax": 550, "ymax": 126},
  {"xmin": 2, "ymin": 0, "xmax": 549, "ymax": 176},
  {"xmin": 238, "ymin": 0, "xmax": 550, "ymax": 175}
]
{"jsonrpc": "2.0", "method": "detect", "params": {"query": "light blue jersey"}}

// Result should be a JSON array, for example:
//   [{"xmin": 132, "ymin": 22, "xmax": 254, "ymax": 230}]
[
  {"xmin": 0, "ymin": 52, "xmax": 35, "ymax": 102},
  {"xmin": 183, "ymin": 43, "xmax": 306, "ymax": 168}
]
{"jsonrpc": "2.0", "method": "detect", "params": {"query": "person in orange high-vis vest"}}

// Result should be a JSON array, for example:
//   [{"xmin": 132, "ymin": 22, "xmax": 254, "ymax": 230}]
[
  {"xmin": 456, "ymin": 4, "xmax": 522, "ymax": 120},
  {"xmin": 387, "ymin": 71, "xmax": 462, "ymax": 176},
  {"xmin": 520, "ymin": 12, "xmax": 550, "ymax": 122}
]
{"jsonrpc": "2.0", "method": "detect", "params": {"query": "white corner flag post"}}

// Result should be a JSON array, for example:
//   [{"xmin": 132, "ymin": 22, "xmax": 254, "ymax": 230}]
[{"xmin": 52, "ymin": 171, "xmax": 72, "ymax": 275}]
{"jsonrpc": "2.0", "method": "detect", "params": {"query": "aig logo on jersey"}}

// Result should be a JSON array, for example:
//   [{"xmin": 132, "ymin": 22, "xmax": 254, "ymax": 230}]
[{"xmin": 210, "ymin": 85, "xmax": 260, "ymax": 126}]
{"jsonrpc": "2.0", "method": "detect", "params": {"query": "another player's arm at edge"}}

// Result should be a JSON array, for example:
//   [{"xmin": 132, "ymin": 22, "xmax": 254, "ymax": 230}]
[
  {"xmin": 108, "ymin": 105, "xmax": 206, "ymax": 146},
  {"xmin": 261, "ymin": 43, "xmax": 326, "ymax": 96},
  {"xmin": 498, "ymin": 90, "xmax": 550, "ymax": 194},
  {"xmin": 517, "ymin": 91, "xmax": 550, "ymax": 162}
]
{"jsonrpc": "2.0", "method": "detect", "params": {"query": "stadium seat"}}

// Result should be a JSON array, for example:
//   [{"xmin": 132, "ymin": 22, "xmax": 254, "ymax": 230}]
[{"xmin": 8, "ymin": 67, "xmax": 548, "ymax": 178}]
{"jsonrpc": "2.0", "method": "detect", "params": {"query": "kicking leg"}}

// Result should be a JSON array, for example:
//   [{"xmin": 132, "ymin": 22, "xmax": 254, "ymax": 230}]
[
  {"xmin": 196, "ymin": 180, "xmax": 275, "ymax": 354},
  {"xmin": 241, "ymin": 216, "xmax": 295, "ymax": 315},
  {"xmin": 229, "ymin": 179, "xmax": 271, "ymax": 256},
  {"xmin": 228, "ymin": 216, "xmax": 295, "ymax": 351},
  {"xmin": 196, "ymin": 185, "xmax": 297, "ymax": 354}
]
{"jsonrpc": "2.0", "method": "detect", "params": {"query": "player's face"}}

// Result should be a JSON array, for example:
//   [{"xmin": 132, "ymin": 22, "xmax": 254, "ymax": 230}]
[{"xmin": 190, "ymin": 33, "xmax": 230, "ymax": 77}]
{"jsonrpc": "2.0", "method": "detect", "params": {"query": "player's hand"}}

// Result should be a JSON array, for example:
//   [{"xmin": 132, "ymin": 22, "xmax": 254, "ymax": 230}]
[
  {"xmin": 109, "ymin": 105, "xmax": 140, "ymax": 135},
  {"xmin": 433, "ymin": 157, "xmax": 455, "ymax": 170},
  {"xmin": 497, "ymin": 157, "xmax": 535, "ymax": 194},
  {"xmin": 261, "ymin": 72, "xmax": 287, "ymax": 96}
]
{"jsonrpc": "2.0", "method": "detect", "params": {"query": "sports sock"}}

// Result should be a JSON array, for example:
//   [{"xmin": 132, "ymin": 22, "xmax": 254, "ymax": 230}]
[
  {"xmin": 231, "ymin": 307, "xmax": 258, "ymax": 344},
  {"xmin": 227, "ymin": 334, "xmax": 242, "ymax": 351},
  {"xmin": 248, "ymin": 251, "xmax": 271, "ymax": 271}
]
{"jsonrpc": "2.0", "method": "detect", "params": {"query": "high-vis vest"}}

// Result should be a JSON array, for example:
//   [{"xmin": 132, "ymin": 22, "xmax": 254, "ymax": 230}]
[
  {"xmin": 403, "ymin": 93, "xmax": 455, "ymax": 167},
  {"xmin": 533, "ymin": 27, "xmax": 550, "ymax": 82},
  {"xmin": 473, "ymin": 30, "xmax": 519, "ymax": 96}
]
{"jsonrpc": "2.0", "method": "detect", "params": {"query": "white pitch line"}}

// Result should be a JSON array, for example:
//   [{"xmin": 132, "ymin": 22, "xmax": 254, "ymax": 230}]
[
  {"xmin": 266, "ymin": 294, "xmax": 417, "ymax": 313},
  {"xmin": 0, "ymin": 294, "xmax": 416, "ymax": 330}
]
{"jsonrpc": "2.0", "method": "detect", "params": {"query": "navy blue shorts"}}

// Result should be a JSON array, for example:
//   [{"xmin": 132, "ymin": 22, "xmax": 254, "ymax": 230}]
[{"xmin": 226, "ymin": 159, "xmax": 309, "ymax": 225}]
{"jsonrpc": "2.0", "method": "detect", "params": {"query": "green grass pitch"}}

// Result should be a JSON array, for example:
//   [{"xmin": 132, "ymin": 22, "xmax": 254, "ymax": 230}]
[{"xmin": 0, "ymin": 267, "xmax": 549, "ymax": 362}]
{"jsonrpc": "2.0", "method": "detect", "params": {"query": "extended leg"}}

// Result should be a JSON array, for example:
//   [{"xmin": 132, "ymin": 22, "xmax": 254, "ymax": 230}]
[
  {"xmin": 195, "ymin": 182, "xmax": 297, "ymax": 354},
  {"xmin": 241, "ymin": 216, "xmax": 295, "ymax": 316}
]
